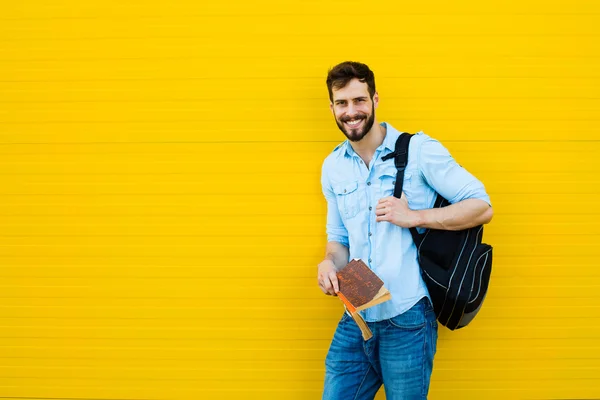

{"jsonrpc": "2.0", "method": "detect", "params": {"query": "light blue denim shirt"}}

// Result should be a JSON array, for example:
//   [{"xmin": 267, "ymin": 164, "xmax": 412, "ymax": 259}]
[{"xmin": 321, "ymin": 122, "xmax": 492, "ymax": 322}]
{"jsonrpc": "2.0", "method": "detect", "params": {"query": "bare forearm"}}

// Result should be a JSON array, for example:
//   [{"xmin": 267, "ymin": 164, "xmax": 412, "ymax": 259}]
[
  {"xmin": 414, "ymin": 199, "xmax": 493, "ymax": 231},
  {"xmin": 324, "ymin": 241, "xmax": 350, "ymax": 270}
]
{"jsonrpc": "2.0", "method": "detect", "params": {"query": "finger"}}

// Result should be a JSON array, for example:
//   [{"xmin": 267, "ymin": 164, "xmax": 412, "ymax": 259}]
[
  {"xmin": 322, "ymin": 276, "xmax": 333, "ymax": 295},
  {"xmin": 317, "ymin": 277, "xmax": 327, "ymax": 294},
  {"xmin": 320, "ymin": 285, "xmax": 331, "ymax": 295},
  {"xmin": 377, "ymin": 198, "xmax": 393, "ymax": 207},
  {"xmin": 328, "ymin": 271, "xmax": 339, "ymax": 294},
  {"xmin": 376, "ymin": 202, "xmax": 389, "ymax": 212},
  {"xmin": 318, "ymin": 274, "xmax": 332, "ymax": 295},
  {"xmin": 320, "ymin": 285, "xmax": 332, "ymax": 295},
  {"xmin": 376, "ymin": 214, "xmax": 389, "ymax": 222},
  {"xmin": 324, "ymin": 275, "xmax": 336, "ymax": 296}
]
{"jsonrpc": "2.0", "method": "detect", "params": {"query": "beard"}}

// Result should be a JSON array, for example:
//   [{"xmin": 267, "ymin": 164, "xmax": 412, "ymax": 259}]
[{"xmin": 335, "ymin": 104, "xmax": 376, "ymax": 142}]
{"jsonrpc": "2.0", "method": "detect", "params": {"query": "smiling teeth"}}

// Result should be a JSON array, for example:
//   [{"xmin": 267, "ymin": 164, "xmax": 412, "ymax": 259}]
[{"xmin": 347, "ymin": 120, "xmax": 361, "ymax": 125}]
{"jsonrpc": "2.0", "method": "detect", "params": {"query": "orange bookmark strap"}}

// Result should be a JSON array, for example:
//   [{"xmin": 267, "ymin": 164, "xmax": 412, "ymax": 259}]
[{"xmin": 337, "ymin": 292, "xmax": 356, "ymax": 313}]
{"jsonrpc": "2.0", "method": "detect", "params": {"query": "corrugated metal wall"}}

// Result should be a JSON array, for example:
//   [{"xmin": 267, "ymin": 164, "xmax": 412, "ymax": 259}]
[{"xmin": 1, "ymin": 0, "xmax": 599, "ymax": 399}]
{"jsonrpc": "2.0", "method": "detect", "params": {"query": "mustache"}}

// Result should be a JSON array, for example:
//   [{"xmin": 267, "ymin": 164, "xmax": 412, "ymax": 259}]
[{"xmin": 340, "ymin": 114, "xmax": 367, "ymax": 122}]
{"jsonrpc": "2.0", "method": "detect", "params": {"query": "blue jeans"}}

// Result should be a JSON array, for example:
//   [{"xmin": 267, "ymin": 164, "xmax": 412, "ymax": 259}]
[{"xmin": 323, "ymin": 297, "xmax": 438, "ymax": 400}]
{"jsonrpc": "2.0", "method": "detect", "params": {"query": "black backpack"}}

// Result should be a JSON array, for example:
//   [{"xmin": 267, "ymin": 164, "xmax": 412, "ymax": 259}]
[{"xmin": 382, "ymin": 133, "xmax": 493, "ymax": 330}]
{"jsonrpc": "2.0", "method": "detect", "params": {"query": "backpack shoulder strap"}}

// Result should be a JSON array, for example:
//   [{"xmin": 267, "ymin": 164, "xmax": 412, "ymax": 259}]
[
  {"xmin": 381, "ymin": 132, "xmax": 413, "ymax": 197},
  {"xmin": 382, "ymin": 132, "xmax": 422, "ymax": 245}
]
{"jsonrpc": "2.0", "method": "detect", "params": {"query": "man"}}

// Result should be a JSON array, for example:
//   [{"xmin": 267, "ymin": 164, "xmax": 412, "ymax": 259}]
[{"xmin": 318, "ymin": 61, "xmax": 493, "ymax": 399}]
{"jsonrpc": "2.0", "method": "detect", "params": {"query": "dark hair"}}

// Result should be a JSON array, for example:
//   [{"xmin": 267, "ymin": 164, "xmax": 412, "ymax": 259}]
[{"xmin": 326, "ymin": 61, "xmax": 376, "ymax": 102}]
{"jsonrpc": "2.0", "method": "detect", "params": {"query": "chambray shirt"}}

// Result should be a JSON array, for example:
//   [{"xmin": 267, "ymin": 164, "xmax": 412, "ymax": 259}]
[{"xmin": 321, "ymin": 122, "xmax": 492, "ymax": 322}]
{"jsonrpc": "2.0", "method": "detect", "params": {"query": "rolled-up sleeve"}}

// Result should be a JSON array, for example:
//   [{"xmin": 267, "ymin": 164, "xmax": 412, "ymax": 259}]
[
  {"xmin": 321, "ymin": 160, "xmax": 349, "ymax": 247},
  {"xmin": 418, "ymin": 136, "xmax": 492, "ymax": 206}
]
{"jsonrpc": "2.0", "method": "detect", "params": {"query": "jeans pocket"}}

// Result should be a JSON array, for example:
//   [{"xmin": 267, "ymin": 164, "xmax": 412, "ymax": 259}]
[
  {"xmin": 423, "ymin": 297, "xmax": 436, "ymax": 318},
  {"xmin": 340, "ymin": 310, "xmax": 351, "ymax": 323},
  {"xmin": 388, "ymin": 301, "xmax": 427, "ymax": 330}
]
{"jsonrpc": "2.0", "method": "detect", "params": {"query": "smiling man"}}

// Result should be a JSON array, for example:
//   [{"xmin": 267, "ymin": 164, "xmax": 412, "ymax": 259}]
[{"xmin": 317, "ymin": 61, "xmax": 493, "ymax": 399}]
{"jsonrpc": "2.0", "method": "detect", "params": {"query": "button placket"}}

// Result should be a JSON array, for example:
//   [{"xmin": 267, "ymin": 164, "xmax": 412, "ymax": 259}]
[{"xmin": 366, "ymin": 168, "xmax": 376, "ymax": 270}]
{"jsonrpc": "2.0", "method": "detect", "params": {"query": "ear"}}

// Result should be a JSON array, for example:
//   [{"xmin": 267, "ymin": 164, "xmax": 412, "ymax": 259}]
[
  {"xmin": 373, "ymin": 92, "xmax": 379, "ymax": 109},
  {"xmin": 329, "ymin": 102, "xmax": 334, "ymax": 114}
]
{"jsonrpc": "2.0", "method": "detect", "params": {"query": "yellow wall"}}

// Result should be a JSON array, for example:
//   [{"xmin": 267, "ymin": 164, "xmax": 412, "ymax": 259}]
[{"xmin": 1, "ymin": 0, "xmax": 599, "ymax": 399}]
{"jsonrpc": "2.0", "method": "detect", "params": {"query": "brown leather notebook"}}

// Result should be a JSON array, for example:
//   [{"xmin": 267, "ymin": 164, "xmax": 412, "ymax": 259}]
[{"xmin": 336, "ymin": 259, "xmax": 392, "ymax": 340}]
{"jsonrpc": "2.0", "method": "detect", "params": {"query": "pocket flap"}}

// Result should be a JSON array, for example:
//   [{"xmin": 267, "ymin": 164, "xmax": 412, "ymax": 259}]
[
  {"xmin": 378, "ymin": 164, "xmax": 398, "ymax": 179},
  {"xmin": 332, "ymin": 181, "xmax": 358, "ymax": 195}
]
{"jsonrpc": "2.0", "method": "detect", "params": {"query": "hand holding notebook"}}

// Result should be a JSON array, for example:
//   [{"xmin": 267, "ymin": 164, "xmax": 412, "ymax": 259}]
[{"xmin": 335, "ymin": 259, "xmax": 392, "ymax": 340}]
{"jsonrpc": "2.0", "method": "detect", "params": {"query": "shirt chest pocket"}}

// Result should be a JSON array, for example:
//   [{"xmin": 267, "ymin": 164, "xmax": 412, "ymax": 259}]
[
  {"xmin": 332, "ymin": 180, "xmax": 364, "ymax": 220},
  {"xmin": 380, "ymin": 168, "xmax": 432, "ymax": 210},
  {"xmin": 379, "ymin": 170, "xmax": 412, "ymax": 198}
]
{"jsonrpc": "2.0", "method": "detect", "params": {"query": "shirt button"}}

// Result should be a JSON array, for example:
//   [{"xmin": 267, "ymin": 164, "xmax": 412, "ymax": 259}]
[
  {"xmin": 367, "ymin": 182, "xmax": 371, "ymax": 186},
  {"xmin": 369, "ymin": 206, "xmax": 372, "ymax": 211},
  {"xmin": 368, "ymin": 258, "xmax": 372, "ymax": 263},
  {"xmin": 343, "ymin": 189, "xmax": 347, "ymax": 193},
  {"xmin": 392, "ymin": 181, "xmax": 396, "ymax": 185},
  {"xmin": 369, "ymin": 232, "xmax": 372, "ymax": 236},
  {"xmin": 360, "ymin": 160, "xmax": 363, "ymax": 164}
]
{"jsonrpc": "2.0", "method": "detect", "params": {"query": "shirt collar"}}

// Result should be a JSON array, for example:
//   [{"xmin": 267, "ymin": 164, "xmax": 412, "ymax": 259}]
[{"xmin": 380, "ymin": 122, "xmax": 399, "ymax": 152}]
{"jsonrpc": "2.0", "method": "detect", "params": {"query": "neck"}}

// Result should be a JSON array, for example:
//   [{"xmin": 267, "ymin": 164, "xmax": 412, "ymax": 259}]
[{"xmin": 349, "ymin": 120, "xmax": 386, "ymax": 166}]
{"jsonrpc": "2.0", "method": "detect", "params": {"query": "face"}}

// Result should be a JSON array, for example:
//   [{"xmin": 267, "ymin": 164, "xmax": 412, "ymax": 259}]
[{"xmin": 330, "ymin": 78, "xmax": 378, "ymax": 142}]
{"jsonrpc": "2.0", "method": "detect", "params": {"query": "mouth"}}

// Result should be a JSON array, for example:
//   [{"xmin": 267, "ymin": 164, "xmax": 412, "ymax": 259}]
[{"xmin": 344, "ymin": 118, "xmax": 364, "ymax": 130}]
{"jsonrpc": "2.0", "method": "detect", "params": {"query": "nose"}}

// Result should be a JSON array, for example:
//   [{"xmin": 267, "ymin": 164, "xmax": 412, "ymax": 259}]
[{"xmin": 346, "ymin": 103, "xmax": 357, "ymax": 118}]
